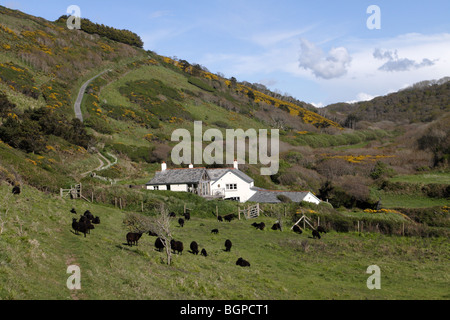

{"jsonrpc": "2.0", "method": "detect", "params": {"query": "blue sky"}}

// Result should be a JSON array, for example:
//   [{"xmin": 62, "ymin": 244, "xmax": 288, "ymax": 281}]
[{"xmin": 3, "ymin": 0, "xmax": 450, "ymax": 106}]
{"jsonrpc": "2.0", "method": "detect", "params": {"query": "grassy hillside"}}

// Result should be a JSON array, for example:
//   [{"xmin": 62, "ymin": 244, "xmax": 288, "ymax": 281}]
[{"xmin": 0, "ymin": 183, "xmax": 448, "ymax": 300}]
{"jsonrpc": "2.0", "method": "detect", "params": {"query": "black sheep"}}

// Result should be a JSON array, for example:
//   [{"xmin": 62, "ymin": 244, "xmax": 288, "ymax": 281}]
[
  {"xmin": 201, "ymin": 248, "xmax": 208, "ymax": 257},
  {"xmin": 211, "ymin": 229, "xmax": 219, "ymax": 234},
  {"xmin": 271, "ymin": 223, "xmax": 282, "ymax": 231},
  {"xmin": 312, "ymin": 230, "xmax": 321, "ymax": 240},
  {"xmin": 70, "ymin": 208, "xmax": 77, "ymax": 214},
  {"xmin": 92, "ymin": 216, "xmax": 101, "ymax": 225},
  {"xmin": 224, "ymin": 214, "xmax": 234, "ymax": 222},
  {"xmin": 84, "ymin": 210, "xmax": 94, "ymax": 221},
  {"xmin": 148, "ymin": 230, "xmax": 158, "ymax": 237},
  {"xmin": 155, "ymin": 237, "xmax": 165, "ymax": 252},
  {"xmin": 85, "ymin": 219, "xmax": 95, "ymax": 234},
  {"xmin": 293, "ymin": 225, "xmax": 303, "ymax": 234},
  {"xmin": 77, "ymin": 220, "xmax": 88, "ymax": 238},
  {"xmin": 72, "ymin": 218, "xmax": 79, "ymax": 235},
  {"xmin": 252, "ymin": 222, "xmax": 265, "ymax": 231},
  {"xmin": 126, "ymin": 232, "xmax": 143, "ymax": 247},
  {"xmin": 171, "ymin": 240, "xmax": 184, "ymax": 255},
  {"xmin": 12, "ymin": 186, "xmax": 21, "ymax": 195},
  {"xmin": 169, "ymin": 212, "xmax": 176, "ymax": 218},
  {"xmin": 225, "ymin": 239, "xmax": 232, "ymax": 252},
  {"xmin": 183, "ymin": 212, "xmax": 191, "ymax": 221},
  {"xmin": 317, "ymin": 226, "xmax": 327, "ymax": 234},
  {"xmin": 178, "ymin": 218, "xmax": 185, "ymax": 228},
  {"xmin": 236, "ymin": 257, "xmax": 251, "ymax": 267},
  {"xmin": 217, "ymin": 215, "xmax": 223, "ymax": 222},
  {"xmin": 190, "ymin": 241, "xmax": 199, "ymax": 255}
]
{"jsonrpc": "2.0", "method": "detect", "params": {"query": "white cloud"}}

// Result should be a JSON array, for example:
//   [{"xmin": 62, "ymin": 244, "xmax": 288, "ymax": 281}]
[
  {"xmin": 298, "ymin": 39, "xmax": 352, "ymax": 79},
  {"xmin": 373, "ymin": 48, "xmax": 436, "ymax": 72},
  {"xmin": 346, "ymin": 92, "xmax": 376, "ymax": 104}
]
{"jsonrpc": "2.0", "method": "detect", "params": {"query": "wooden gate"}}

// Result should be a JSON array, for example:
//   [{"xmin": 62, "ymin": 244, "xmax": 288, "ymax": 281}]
[{"xmin": 240, "ymin": 204, "xmax": 261, "ymax": 220}]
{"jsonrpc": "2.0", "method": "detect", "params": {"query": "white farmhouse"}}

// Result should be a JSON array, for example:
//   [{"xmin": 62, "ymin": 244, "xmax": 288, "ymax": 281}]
[{"xmin": 146, "ymin": 161, "xmax": 322, "ymax": 205}]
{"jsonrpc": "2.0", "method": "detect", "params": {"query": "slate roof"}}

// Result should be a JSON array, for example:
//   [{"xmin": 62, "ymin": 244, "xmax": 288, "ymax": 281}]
[
  {"xmin": 207, "ymin": 168, "xmax": 254, "ymax": 184},
  {"xmin": 147, "ymin": 167, "xmax": 255, "ymax": 186},
  {"xmin": 146, "ymin": 168, "xmax": 208, "ymax": 186},
  {"xmin": 248, "ymin": 188, "xmax": 312, "ymax": 203}
]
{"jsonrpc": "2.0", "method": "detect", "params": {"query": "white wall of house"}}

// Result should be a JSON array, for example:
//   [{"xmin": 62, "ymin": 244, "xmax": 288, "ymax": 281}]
[
  {"xmin": 147, "ymin": 184, "xmax": 189, "ymax": 192},
  {"xmin": 303, "ymin": 192, "xmax": 321, "ymax": 205},
  {"xmin": 147, "ymin": 185, "xmax": 168, "ymax": 191},
  {"xmin": 210, "ymin": 171, "xmax": 256, "ymax": 203},
  {"xmin": 170, "ymin": 184, "xmax": 189, "ymax": 192}
]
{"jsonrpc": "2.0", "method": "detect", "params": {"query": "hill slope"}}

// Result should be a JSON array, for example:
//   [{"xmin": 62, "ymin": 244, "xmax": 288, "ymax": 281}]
[
  {"xmin": 1, "ymin": 184, "xmax": 449, "ymax": 300},
  {"xmin": 324, "ymin": 78, "xmax": 450, "ymax": 127}
]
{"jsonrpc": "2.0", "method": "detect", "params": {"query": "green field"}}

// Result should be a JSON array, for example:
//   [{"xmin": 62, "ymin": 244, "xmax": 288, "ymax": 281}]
[
  {"xmin": 1, "ymin": 184, "xmax": 449, "ymax": 300},
  {"xmin": 390, "ymin": 172, "xmax": 450, "ymax": 185},
  {"xmin": 371, "ymin": 188, "xmax": 449, "ymax": 209}
]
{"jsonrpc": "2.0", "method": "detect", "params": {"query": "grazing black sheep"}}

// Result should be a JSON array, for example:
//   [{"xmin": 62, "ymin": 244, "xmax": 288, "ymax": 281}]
[
  {"xmin": 148, "ymin": 230, "xmax": 158, "ymax": 237},
  {"xmin": 126, "ymin": 232, "xmax": 143, "ymax": 247},
  {"xmin": 171, "ymin": 240, "xmax": 184, "ymax": 255},
  {"xmin": 72, "ymin": 218, "xmax": 79, "ymax": 235},
  {"xmin": 271, "ymin": 223, "xmax": 282, "ymax": 231},
  {"xmin": 169, "ymin": 212, "xmax": 176, "ymax": 218},
  {"xmin": 190, "ymin": 241, "xmax": 199, "ymax": 255},
  {"xmin": 293, "ymin": 225, "xmax": 303, "ymax": 234},
  {"xmin": 155, "ymin": 237, "xmax": 165, "ymax": 252},
  {"xmin": 236, "ymin": 257, "xmax": 251, "ymax": 267},
  {"xmin": 201, "ymin": 248, "xmax": 208, "ymax": 257},
  {"xmin": 211, "ymin": 229, "xmax": 219, "ymax": 234},
  {"xmin": 77, "ymin": 220, "xmax": 88, "ymax": 238},
  {"xmin": 312, "ymin": 230, "xmax": 321, "ymax": 240},
  {"xmin": 12, "ymin": 186, "xmax": 21, "ymax": 195},
  {"xmin": 70, "ymin": 208, "xmax": 77, "ymax": 214},
  {"xmin": 225, "ymin": 239, "xmax": 232, "ymax": 252},
  {"xmin": 79, "ymin": 215, "xmax": 87, "ymax": 223},
  {"xmin": 183, "ymin": 212, "xmax": 191, "ymax": 221},
  {"xmin": 178, "ymin": 218, "xmax": 185, "ymax": 228},
  {"xmin": 92, "ymin": 216, "xmax": 101, "ymax": 225},
  {"xmin": 224, "ymin": 214, "xmax": 235, "ymax": 222},
  {"xmin": 217, "ymin": 215, "xmax": 223, "ymax": 222},
  {"xmin": 85, "ymin": 219, "xmax": 95, "ymax": 234},
  {"xmin": 252, "ymin": 222, "xmax": 265, "ymax": 231},
  {"xmin": 317, "ymin": 226, "xmax": 327, "ymax": 234},
  {"xmin": 84, "ymin": 210, "xmax": 94, "ymax": 221}
]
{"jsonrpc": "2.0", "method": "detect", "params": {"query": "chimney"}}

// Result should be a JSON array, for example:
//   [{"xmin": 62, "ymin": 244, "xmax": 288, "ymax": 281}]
[
  {"xmin": 233, "ymin": 159, "xmax": 239, "ymax": 170},
  {"xmin": 161, "ymin": 162, "xmax": 167, "ymax": 171},
  {"xmin": 189, "ymin": 164, "xmax": 194, "ymax": 169}
]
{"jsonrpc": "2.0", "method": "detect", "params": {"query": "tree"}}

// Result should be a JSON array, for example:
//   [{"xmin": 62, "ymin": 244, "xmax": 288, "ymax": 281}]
[
  {"xmin": 154, "ymin": 204, "xmax": 173, "ymax": 266},
  {"xmin": 0, "ymin": 93, "xmax": 16, "ymax": 121}
]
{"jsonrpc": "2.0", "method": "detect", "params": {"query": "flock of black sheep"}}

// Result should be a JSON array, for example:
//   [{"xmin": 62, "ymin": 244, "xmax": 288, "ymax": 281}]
[
  {"xmin": 70, "ymin": 208, "xmax": 101, "ymax": 238},
  {"xmin": 69, "ymin": 206, "xmax": 327, "ymax": 269}
]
